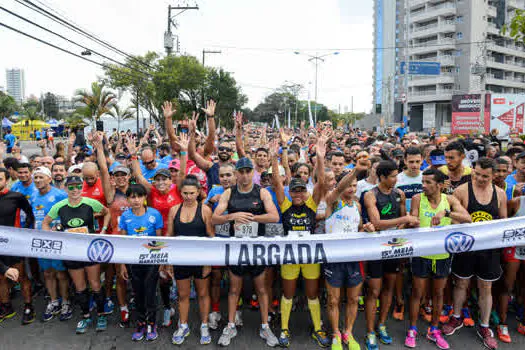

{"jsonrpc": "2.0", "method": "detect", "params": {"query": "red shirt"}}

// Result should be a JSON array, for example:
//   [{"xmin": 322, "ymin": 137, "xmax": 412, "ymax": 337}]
[
  {"xmin": 148, "ymin": 184, "xmax": 182, "ymax": 235},
  {"xmin": 108, "ymin": 189, "xmax": 130, "ymax": 234},
  {"xmin": 82, "ymin": 178, "xmax": 106, "ymax": 232}
]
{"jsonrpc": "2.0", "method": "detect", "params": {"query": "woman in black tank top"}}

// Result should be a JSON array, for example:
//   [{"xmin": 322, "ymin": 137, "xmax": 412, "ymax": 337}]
[{"xmin": 165, "ymin": 176, "xmax": 214, "ymax": 344}]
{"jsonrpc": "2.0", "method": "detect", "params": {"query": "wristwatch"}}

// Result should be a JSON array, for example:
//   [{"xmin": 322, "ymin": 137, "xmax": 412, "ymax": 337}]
[{"xmin": 444, "ymin": 209, "xmax": 451, "ymax": 218}]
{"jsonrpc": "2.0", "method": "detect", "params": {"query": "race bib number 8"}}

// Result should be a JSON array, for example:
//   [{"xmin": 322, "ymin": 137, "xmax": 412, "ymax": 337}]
[{"xmin": 234, "ymin": 222, "xmax": 258, "ymax": 238}]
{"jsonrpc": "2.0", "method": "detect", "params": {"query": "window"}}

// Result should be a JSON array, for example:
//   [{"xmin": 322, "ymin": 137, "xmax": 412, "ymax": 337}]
[
  {"xmin": 456, "ymin": 16, "xmax": 463, "ymax": 23},
  {"xmin": 457, "ymin": 32, "xmax": 463, "ymax": 40},
  {"xmin": 456, "ymin": 67, "xmax": 460, "ymax": 73},
  {"xmin": 456, "ymin": 49, "xmax": 462, "ymax": 56}
]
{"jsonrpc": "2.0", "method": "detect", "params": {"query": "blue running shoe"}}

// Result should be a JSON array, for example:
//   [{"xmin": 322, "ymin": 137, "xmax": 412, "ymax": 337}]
[
  {"xmin": 377, "ymin": 324, "xmax": 392, "ymax": 344},
  {"xmin": 103, "ymin": 298, "xmax": 114, "ymax": 315},
  {"xmin": 76, "ymin": 317, "xmax": 92, "ymax": 334},
  {"xmin": 279, "ymin": 329, "xmax": 291, "ymax": 347},
  {"xmin": 132, "ymin": 322, "xmax": 146, "ymax": 341},
  {"xmin": 146, "ymin": 323, "xmax": 158, "ymax": 341},
  {"xmin": 59, "ymin": 302, "xmax": 73, "ymax": 321},
  {"xmin": 42, "ymin": 301, "xmax": 61, "ymax": 322},
  {"xmin": 172, "ymin": 325, "xmax": 191, "ymax": 345},
  {"xmin": 365, "ymin": 332, "xmax": 379, "ymax": 350},
  {"xmin": 96, "ymin": 315, "xmax": 108, "ymax": 332},
  {"xmin": 200, "ymin": 324, "xmax": 211, "ymax": 345}
]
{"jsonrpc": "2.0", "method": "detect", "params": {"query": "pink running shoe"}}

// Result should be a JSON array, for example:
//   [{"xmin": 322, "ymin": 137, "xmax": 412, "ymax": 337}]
[
  {"xmin": 427, "ymin": 329, "xmax": 450, "ymax": 350},
  {"xmin": 405, "ymin": 329, "xmax": 417, "ymax": 348}
]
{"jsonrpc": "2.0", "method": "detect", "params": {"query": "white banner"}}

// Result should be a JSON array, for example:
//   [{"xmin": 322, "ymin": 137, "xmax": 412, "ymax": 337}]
[{"xmin": 1, "ymin": 217, "xmax": 525, "ymax": 265}]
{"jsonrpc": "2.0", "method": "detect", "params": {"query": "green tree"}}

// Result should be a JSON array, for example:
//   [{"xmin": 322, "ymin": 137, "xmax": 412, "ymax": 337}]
[
  {"xmin": 74, "ymin": 81, "xmax": 117, "ymax": 122},
  {"xmin": 0, "ymin": 92, "xmax": 18, "ymax": 119},
  {"xmin": 108, "ymin": 104, "xmax": 135, "ymax": 133},
  {"xmin": 42, "ymin": 92, "xmax": 59, "ymax": 118},
  {"xmin": 503, "ymin": 9, "xmax": 525, "ymax": 43}
]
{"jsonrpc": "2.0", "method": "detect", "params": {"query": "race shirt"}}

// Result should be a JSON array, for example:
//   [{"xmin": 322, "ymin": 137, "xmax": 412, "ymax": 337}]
[
  {"xmin": 419, "ymin": 193, "xmax": 451, "ymax": 260},
  {"xmin": 396, "ymin": 172, "xmax": 423, "ymax": 212},
  {"xmin": 148, "ymin": 185, "xmax": 182, "ymax": 235},
  {"xmin": 82, "ymin": 178, "xmax": 107, "ymax": 231},
  {"xmin": 108, "ymin": 189, "xmax": 130, "ymax": 234},
  {"xmin": 119, "ymin": 207, "xmax": 163, "ymax": 237},
  {"xmin": 439, "ymin": 166, "xmax": 472, "ymax": 191},
  {"xmin": 31, "ymin": 187, "xmax": 67, "ymax": 230},
  {"xmin": 325, "ymin": 200, "xmax": 360, "ymax": 234},
  {"xmin": 187, "ymin": 160, "xmax": 208, "ymax": 193},
  {"xmin": 206, "ymin": 162, "xmax": 221, "ymax": 190},
  {"xmin": 356, "ymin": 179, "xmax": 376, "ymax": 200},
  {"xmin": 227, "ymin": 184, "xmax": 266, "ymax": 237},
  {"xmin": 47, "ymin": 197, "xmax": 104, "ymax": 233},
  {"xmin": 205, "ymin": 185, "xmax": 225, "ymax": 211},
  {"xmin": 11, "ymin": 180, "xmax": 38, "ymax": 227},
  {"xmin": 280, "ymin": 195, "xmax": 317, "ymax": 238},
  {"xmin": 505, "ymin": 174, "xmax": 519, "ymax": 200},
  {"xmin": 140, "ymin": 162, "xmax": 168, "ymax": 183}
]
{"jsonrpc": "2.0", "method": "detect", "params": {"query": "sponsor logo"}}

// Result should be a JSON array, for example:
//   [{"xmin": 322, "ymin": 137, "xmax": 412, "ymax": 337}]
[
  {"xmin": 225, "ymin": 243, "xmax": 327, "ymax": 266},
  {"xmin": 493, "ymin": 98, "xmax": 506, "ymax": 104},
  {"xmin": 381, "ymin": 203, "xmax": 393, "ymax": 215},
  {"xmin": 133, "ymin": 226, "xmax": 148, "ymax": 234},
  {"xmin": 31, "ymin": 238, "xmax": 63, "ymax": 254},
  {"xmin": 0, "ymin": 237, "xmax": 8, "ymax": 244},
  {"xmin": 67, "ymin": 218, "xmax": 85, "ymax": 227},
  {"xmin": 502, "ymin": 227, "xmax": 525, "ymax": 243},
  {"xmin": 139, "ymin": 241, "xmax": 168, "ymax": 264},
  {"xmin": 381, "ymin": 237, "xmax": 413, "ymax": 259},
  {"xmin": 470, "ymin": 211, "xmax": 492, "ymax": 222},
  {"xmin": 35, "ymin": 204, "xmax": 44, "ymax": 210},
  {"xmin": 148, "ymin": 215, "xmax": 156, "ymax": 224},
  {"xmin": 87, "ymin": 238, "xmax": 114, "ymax": 263},
  {"xmin": 444, "ymin": 232, "xmax": 475, "ymax": 254}
]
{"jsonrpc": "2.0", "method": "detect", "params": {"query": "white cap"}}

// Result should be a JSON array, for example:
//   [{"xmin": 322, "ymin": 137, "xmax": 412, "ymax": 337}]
[
  {"xmin": 33, "ymin": 166, "xmax": 51, "ymax": 178},
  {"xmin": 68, "ymin": 163, "xmax": 84, "ymax": 174},
  {"xmin": 267, "ymin": 165, "xmax": 286, "ymax": 176}
]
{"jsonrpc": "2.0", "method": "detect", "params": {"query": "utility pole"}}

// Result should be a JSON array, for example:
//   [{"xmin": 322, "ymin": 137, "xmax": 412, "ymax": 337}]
[
  {"xmin": 135, "ymin": 84, "xmax": 140, "ymax": 135},
  {"xmin": 201, "ymin": 49, "xmax": 221, "ymax": 108},
  {"xmin": 164, "ymin": 3, "xmax": 199, "ymax": 55},
  {"xmin": 403, "ymin": 0, "xmax": 410, "ymax": 130}
]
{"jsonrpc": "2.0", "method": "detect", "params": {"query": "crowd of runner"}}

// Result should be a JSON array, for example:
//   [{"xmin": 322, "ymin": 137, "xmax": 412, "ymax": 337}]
[{"xmin": 0, "ymin": 99, "xmax": 524, "ymax": 350}]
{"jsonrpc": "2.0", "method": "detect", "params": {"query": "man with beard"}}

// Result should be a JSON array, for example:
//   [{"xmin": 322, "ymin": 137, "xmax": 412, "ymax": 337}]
[
  {"xmin": 440, "ymin": 142, "xmax": 471, "ymax": 192},
  {"xmin": 328, "ymin": 151, "xmax": 346, "ymax": 178},
  {"xmin": 11, "ymin": 162, "xmax": 38, "ymax": 227},
  {"xmin": 51, "ymin": 162, "xmax": 67, "ymax": 190},
  {"xmin": 344, "ymin": 143, "xmax": 362, "ymax": 169}
]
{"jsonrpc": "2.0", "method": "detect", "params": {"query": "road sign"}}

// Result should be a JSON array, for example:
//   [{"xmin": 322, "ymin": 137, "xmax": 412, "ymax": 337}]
[
  {"xmin": 311, "ymin": 105, "xmax": 322, "ymax": 112},
  {"xmin": 400, "ymin": 61, "xmax": 441, "ymax": 75}
]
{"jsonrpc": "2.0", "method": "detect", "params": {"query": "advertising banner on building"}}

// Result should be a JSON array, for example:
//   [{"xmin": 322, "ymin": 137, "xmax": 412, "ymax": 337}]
[
  {"xmin": 490, "ymin": 94, "xmax": 525, "ymax": 138},
  {"xmin": 451, "ymin": 94, "xmax": 491, "ymax": 134}
]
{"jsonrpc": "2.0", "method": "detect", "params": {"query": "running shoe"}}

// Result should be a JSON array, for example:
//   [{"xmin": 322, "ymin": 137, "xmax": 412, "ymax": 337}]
[
  {"xmin": 96, "ymin": 315, "xmax": 108, "ymax": 332},
  {"xmin": 103, "ymin": 298, "xmax": 114, "ymax": 315},
  {"xmin": 365, "ymin": 332, "xmax": 379, "ymax": 350},
  {"xmin": 132, "ymin": 322, "xmax": 146, "ymax": 341},
  {"xmin": 59, "ymin": 302, "xmax": 73, "ymax": 321},
  {"xmin": 377, "ymin": 324, "xmax": 392, "ymax": 344},
  {"xmin": 343, "ymin": 333, "xmax": 361, "ymax": 350},
  {"xmin": 208, "ymin": 311, "xmax": 221, "ymax": 330},
  {"xmin": 427, "ymin": 328, "xmax": 449, "ymax": 349},
  {"xmin": 331, "ymin": 333, "xmax": 343, "ymax": 350},
  {"xmin": 260, "ymin": 325, "xmax": 279, "ymax": 347},
  {"xmin": 439, "ymin": 305, "xmax": 453, "ymax": 324},
  {"xmin": 393, "ymin": 303, "xmax": 404, "ymax": 321},
  {"xmin": 21, "ymin": 303, "xmax": 35, "ymax": 325},
  {"xmin": 272, "ymin": 298, "xmax": 279, "ymax": 308},
  {"xmin": 496, "ymin": 324, "xmax": 511, "ymax": 343},
  {"xmin": 172, "ymin": 325, "xmax": 190, "ymax": 345},
  {"xmin": 235, "ymin": 310, "xmax": 243, "ymax": 327},
  {"xmin": 420, "ymin": 307, "xmax": 432, "ymax": 323},
  {"xmin": 162, "ymin": 307, "xmax": 175, "ymax": 327},
  {"xmin": 42, "ymin": 301, "xmax": 61, "ymax": 322},
  {"xmin": 442, "ymin": 316, "xmax": 463, "ymax": 336},
  {"xmin": 279, "ymin": 329, "xmax": 291, "ymax": 348},
  {"xmin": 358, "ymin": 296, "xmax": 365, "ymax": 311},
  {"xmin": 312, "ymin": 329, "xmax": 330, "ymax": 347},
  {"xmin": 405, "ymin": 329, "xmax": 417, "ymax": 348},
  {"xmin": 0, "ymin": 303, "xmax": 16, "ymax": 322},
  {"xmin": 462, "ymin": 308, "xmax": 475, "ymax": 327},
  {"xmin": 76, "ymin": 317, "xmax": 92, "ymax": 334},
  {"xmin": 477, "ymin": 325, "xmax": 498, "ymax": 350},
  {"xmin": 250, "ymin": 295, "xmax": 260, "ymax": 310},
  {"xmin": 200, "ymin": 324, "xmax": 212, "ymax": 345},
  {"xmin": 218, "ymin": 325, "xmax": 237, "ymax": 346},
  {"xmin": 146, "ymin": 323, "xmax": 158, "ymax": 341},
  {"xmin": 119, "ymin": 309, "xmax": 130, "ymax": 328},
  {"xmin": 517, "ymin": 322, "xmax": 525, "ymax": 335}
]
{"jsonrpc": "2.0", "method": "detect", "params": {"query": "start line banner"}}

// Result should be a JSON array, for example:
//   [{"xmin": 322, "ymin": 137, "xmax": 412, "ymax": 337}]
[{"xmin": 1, "ymin": 217, "xmax": 525, "ymax": 266}]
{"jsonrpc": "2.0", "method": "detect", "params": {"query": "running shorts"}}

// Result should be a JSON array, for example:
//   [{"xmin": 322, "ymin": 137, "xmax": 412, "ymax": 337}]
[
  {"xmin": 502, "ymin": 247, "xmax": 525, "ymax": 263},
  {"xmin": 38, "ymin": 258, "xmax": 66, "ymax": 272},
  {"xmin": 411, "ymin": 257, "xmax": 451, "ymax": 279},
  {"xmin": 229, "ymin": 266, "xmax": 266, "ymax": 278},
  {"xmin": 323, "ymin": 262, "xmax": 364, "ymax": 288},
  {"xmin": 281, "ymin": 264, "xmax": 320, "ymax": 280},
  {"xmin": 366, "ymin": 259, "xmax": 401, "ymax": 279},
  {"xmin": 174, "ymin": 266, "xmax": 210, "ymax": 280},
  {"xmin": 452, "ymin": 249, "xmax": 502, "ymax": 281},
  {"xmin": 64, "ymin": 260, "xmax": 98, "ymax": 270}
]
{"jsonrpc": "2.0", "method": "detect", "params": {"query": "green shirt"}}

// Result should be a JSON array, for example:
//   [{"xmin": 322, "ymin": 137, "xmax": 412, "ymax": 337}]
[{"xmin": 419, "ymin": 193, "xmax": 451, "ymax": 260}]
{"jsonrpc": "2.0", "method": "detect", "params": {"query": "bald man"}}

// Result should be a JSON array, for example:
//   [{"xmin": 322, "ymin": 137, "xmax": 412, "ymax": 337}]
[{"xmin": 139, "ymin": 147, "xmax": 168, "ymax": 183}]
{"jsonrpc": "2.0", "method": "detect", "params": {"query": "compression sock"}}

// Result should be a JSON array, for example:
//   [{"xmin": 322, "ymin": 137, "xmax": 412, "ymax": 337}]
[
  {"xmin": 308, "ymin": 298, "xmax": 322, "ymax": 332},
  {"xmin": 280, "ymin": 296, "xmax": 293, "ymax": 330}
]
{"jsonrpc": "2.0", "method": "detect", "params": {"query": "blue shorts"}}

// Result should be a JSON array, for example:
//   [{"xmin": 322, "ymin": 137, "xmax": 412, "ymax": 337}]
[
  {"xmin": 38, "ymin": 258, "xmax": 66, "ymax": 272},
  {"xmin": 323, "ymin": 262, "xmax": 364, "ymax": 288}
]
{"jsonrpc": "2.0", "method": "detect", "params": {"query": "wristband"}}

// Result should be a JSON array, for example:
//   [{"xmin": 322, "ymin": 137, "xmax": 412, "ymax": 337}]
[
  {"xmin": 180, "ymin": 151, "xmax": 187, "ymax": 156},
  {"xmin": 131, "ymin": 155, "xmax": 138, "ymax": 160},
  {"xmin": 102, "ymin": 226, "xmax": 108, "ymax": 231}
]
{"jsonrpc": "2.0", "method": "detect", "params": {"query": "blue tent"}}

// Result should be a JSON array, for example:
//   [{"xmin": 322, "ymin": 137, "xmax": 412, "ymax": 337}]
[
  {"xmin": 48, "ymin": 118, "xmax": 60, "ymax": 127},
  {"xmin": 2, "ymin": 118, "xmax": 13, "ymax": 128}
]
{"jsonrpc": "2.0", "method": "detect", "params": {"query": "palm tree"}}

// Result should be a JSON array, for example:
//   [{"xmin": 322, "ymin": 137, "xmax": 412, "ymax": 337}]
[
  {"xmin": 74, "ymin": 81, "xmax": 117, "ymax": 124},
  {"xmin": 108, "ymin": 104, "xmax": 135, "ymax": 133},
  {"xmin": 0, "ymin": 92, "xmax": 18, "ymax": 119}
]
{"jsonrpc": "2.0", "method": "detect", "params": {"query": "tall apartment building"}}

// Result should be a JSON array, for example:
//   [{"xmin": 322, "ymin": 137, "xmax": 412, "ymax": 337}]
[
  {"xmin": 373, "ymin": 0, "xmax": 525, "ymax": 132},
  {"xmin": 5, "ymin": 68, "xmax": 26, "ymax": 104}
]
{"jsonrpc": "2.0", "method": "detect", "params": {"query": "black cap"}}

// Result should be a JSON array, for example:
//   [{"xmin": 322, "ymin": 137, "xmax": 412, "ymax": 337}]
[
  {"xmin": 153, "ymin": 168, "xmax": 171, "ymax": 179},
  {"xmin": 289, "ymin": 178, "xmax": 307, "ymax": 191},
  {"xmin": 65, "ymin": 175, "xmax": 83, "ymax": 185},
  {"xmin": 392, "ymin": 149, "xmax": 404, "ymax": 158},
  {"xmin": 235, "ymin": 157, "xmax": 254, "ymax": 170}
]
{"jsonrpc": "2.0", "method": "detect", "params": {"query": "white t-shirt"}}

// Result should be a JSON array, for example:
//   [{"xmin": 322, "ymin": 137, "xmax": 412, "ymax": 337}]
[
  {"xmin": 356, "ymin": 179, "xmax": 376, "ymax": 199},
  {"xmin": 396, "ymin": 172, "xmax": 423, "ymax": 212}
]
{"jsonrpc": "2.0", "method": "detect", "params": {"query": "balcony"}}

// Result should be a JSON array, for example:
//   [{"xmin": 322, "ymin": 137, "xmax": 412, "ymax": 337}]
[
  {"xmin": 409, "ymin": 0, "xmax": 427, "ymax": 9},
  {"xmin": 411, "ymin": 2, "xmax": 457, "ymax": 23},
  {"xmin": 487, "ymin": 5, "xmax": 497, "ymax": 18},
  {"xmin": 488, "ymin": 42, "xmax": 525, "ymax": 59},
  {"xmin": 412, "ymin": 20, "xmax": 456, "ymax": 39},
  {"xmin": 486, "ymin": 74, "xmax": 525, "ymax": 89},
  {"xmin": 409, "ymin": 73, "xmax": 456, "ymax": 86},
  {"xmin": 487, "ymin": 22, "xmax": 501, "ymax": 36},
  {"xmin": 507, "ymin": 0, "xmax": 519, "ymax": 9},
  {"xmin": 486, "ymin": 57, "xmax": 525, "ymax": 74},
  {"xmin": 409, "ymin": 38, "xmax": 456, "ymax": 55},
  {"xmin": 408, "ymin": 88, "xmax": 454, "ymax": 103}
]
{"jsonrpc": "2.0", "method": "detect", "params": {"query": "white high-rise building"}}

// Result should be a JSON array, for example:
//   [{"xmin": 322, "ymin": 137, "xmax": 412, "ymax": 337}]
[
  {"xmin": 6, "ymin": 68, "xmax": 26, "ymax": 104},
  {"xmin": 373, "ymin": 0, "xmax": 525, "ymax": 132}
]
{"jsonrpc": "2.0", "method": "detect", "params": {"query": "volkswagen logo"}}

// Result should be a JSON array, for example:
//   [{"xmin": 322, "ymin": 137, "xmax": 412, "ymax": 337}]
[
  {"xmin": 87, "ymin": 238, "xmax": 114, "ymax": 263},
  {"xmin": 445, "ymin": 232, "xmax": 475, "ymax": 254}
]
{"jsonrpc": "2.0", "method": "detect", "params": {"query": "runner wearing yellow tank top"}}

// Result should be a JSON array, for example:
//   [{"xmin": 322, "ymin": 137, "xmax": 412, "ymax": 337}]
[{"xmin": 405, "ymin": 169, "xmax": 472, "ymax": 350}]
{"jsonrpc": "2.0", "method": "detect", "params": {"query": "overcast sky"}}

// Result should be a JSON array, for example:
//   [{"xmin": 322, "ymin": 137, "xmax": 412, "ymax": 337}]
[{"xmin": 0, "ymin": 0, "xmax": 373, "ymax": 114}]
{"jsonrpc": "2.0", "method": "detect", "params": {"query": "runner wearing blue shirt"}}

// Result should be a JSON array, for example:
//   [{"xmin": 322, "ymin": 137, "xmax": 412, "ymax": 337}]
[
  {"xmin": 31, "ymin": 167, "xmax": 70, "ymax": 322},
  {"xmin": 396, "ymin": 122, "xmax": 407, "ymax": 139},
  {"xmin": 119, "ymin": 184, "xmax": 163, "ymax": 341},
  {"xmin": 11, "ymin": 162, "xmax": 38, "ymax": 227},
  {"xmin": 139, "ymin": 148, "xmax": 168, "ymax": 183},
  {"xmin": 4, "ymin": 129, "xmax": 16, "ymax": 153},
  {"xmin": 506, "ymin": 151, "xmax": 525, "ymax": 199}
]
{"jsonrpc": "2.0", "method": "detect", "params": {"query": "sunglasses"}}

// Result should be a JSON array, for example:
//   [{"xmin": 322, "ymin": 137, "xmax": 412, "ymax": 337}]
[
  {"xmin": 67, "ymin": 184, "xmax": 83, "ymax": 191},
  {"xmin": 143, "ymin": 160, "xmax": 155, "ymax": 166},
  {"xmin": 219, "ymin": 146, "xmax": 232, "ymax": 152}
]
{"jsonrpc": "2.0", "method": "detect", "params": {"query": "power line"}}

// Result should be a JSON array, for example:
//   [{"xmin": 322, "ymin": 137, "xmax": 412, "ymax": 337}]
[
  {"xmin": 1, "ymin": 6, "xmax": 152, "ymax": 78},
  {"xmin": 0, "ymin": 22, "xmax": 149, "ymax": 83}
]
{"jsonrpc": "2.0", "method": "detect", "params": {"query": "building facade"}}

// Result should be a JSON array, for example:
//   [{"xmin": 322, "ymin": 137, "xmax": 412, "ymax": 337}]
[
  {"xmin": 6, "ymin": 68, "xmax": 26, "ymax": 104},
  {"xmin": 373, "ymin": 0, "xmax": 525, "ymax": 133}
]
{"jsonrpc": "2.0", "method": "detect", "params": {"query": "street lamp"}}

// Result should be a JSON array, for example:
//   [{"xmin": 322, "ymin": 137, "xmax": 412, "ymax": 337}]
[{"xmin": 295, "ymin": 51, "xmax": 339, "ymax": 124}]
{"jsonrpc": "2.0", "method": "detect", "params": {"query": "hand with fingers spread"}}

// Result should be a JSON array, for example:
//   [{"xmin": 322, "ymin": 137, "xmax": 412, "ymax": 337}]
[
  {"xmin": 235, "ymin": 112, "xmax": 244, "ymax": 128},
  {"xmin": 201, "ymin": 99, "xmax": 216, "ymax": 118},
  {"xmin": 269, "ymin": 138, "xmax": 280, "ymax": 159},
  {"xmin": 316, "ymin": 135, "xmax": 327, "ymax": 160},
  {"xmin": 162, "ymin": 101, "xmax": 176, "ymax": 120},
  {"xmin": 125, "ymin": 138, "xmax": 137, "ymax": 156},
  {"xmin": 176, "ymin": 132, "xmax": 189, "ymax": 153}
]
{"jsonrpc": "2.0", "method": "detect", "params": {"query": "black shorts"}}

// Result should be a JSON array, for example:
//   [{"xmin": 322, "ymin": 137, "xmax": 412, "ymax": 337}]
[
  {"xmin": 229, "ymin": 266, "xmax": 266, "ymax": 278},
  {"xmin": 452, "ymin": 249, "xmax": 502, "ymax": 281},
  {"xmin": 64, "ymin": 260, "xmax": 98, "ymax": 270},
  {"xmin": 324, "ymin": 262, "xmax": 364, "ymax": 288},
  {"xmin": 366, "ymin": 259, "xmax": 401, "ymax": 279},
  {"xmin": 174, "ymin": 266, "xmax": 210, "ymax": 280},
  {"xmin": 411, "ymin": 257, "xmax": 451, "ymax": 279}
]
